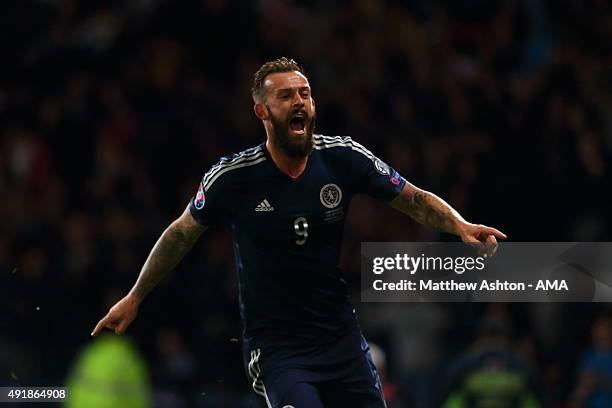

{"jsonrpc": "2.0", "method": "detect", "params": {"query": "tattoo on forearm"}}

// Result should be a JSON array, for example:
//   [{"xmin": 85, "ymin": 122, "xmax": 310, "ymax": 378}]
[
  {"xmin": 130, "ymin": 223, "xmax": 200, "ymax": 301},
  {"xmin": 393, "ymin": 189, "xmax": 464, "ymax": 235},
  {"xmin": 413, "ymin": 191, "xmax": 456, "ymax": 232}
]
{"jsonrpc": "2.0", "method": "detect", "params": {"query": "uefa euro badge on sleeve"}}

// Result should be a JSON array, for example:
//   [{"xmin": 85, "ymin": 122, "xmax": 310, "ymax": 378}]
[
  {"xmin": 195, "ymin": 182, "xmax": 206, "ymax": 209},
  {"xmin": 390, "ymin": 169, "xmax": 401, "ymax": 186}
]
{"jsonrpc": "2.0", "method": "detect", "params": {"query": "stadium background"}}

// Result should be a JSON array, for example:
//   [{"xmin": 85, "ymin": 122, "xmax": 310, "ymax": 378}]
[{"xmin": 1, "ymin": 0, "xmax": 611, "ymax": 407}]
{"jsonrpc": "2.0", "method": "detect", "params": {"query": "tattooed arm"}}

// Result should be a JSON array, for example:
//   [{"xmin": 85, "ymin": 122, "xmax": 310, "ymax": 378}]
[
  {"xmin": 389, "ymin": 182, "xmax": 506, "ymax": 244},
  {"xmin": 129, "ymin": 206, "xmax": 205, "ymax": 301},
  {"xmin": 91, "ymin": 206, "xmax": 206, "ymax": 335}
]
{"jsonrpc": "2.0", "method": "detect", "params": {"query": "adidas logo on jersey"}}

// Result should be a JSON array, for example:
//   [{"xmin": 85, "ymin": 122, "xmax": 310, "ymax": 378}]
[{"xmin": 255, "ymin": 199, "xmax": 274, "ymax": 212}]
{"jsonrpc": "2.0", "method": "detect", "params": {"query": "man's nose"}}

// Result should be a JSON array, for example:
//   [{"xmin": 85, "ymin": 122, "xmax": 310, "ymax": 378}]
[{"xmin": 292, "ymin": 93, "xmax": 305, "ymax": 107}]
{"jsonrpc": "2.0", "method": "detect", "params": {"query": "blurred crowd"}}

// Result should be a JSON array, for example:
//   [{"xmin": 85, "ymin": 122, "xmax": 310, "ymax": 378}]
[{"xmin": 1, "ymin": 0, "xmax": 611, "ymax": 407}]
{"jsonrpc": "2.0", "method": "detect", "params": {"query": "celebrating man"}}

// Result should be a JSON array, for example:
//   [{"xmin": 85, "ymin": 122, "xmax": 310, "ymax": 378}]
[{"xmin": 92, "ymin": 57, "xmax": 505, "ymax": 407}]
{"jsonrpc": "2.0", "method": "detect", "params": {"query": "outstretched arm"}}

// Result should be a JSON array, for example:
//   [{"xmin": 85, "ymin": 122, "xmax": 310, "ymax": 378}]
[
  {"xmin": 91, "ymin": 206, "xmax": 206, "ymax": 336},
  {"xmin": 129, "ymin": 206, "xmax": 206, "ymax": 301},
  {"xmin": 389, "ymin": 182, "xmax": 506, "ymax": 244}
]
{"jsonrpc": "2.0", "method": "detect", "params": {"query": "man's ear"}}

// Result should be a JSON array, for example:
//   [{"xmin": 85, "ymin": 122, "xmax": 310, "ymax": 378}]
[{"xmin": 254, "ymin": 103, "xmax": 268, "ymax": 120}]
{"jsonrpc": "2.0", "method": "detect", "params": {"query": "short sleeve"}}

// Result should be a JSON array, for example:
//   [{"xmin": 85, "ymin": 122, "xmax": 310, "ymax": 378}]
[
  {"xmin": 188, "ymin": 167, "xmax": 229, "ymax": 227},
  {"xmin": 345, "ymin": 137, "xmax": 406, "ymax": 201}
]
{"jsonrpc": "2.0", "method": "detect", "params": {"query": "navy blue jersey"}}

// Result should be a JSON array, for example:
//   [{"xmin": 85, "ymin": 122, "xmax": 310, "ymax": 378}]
[{"xmin": 188, "ymin": 135, "xmax": 406, "ymax": 352}]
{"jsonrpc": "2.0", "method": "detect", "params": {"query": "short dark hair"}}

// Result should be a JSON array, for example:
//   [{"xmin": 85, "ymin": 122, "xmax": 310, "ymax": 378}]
[{"xmin": 251, "ymin": 57, "xmax": 305, "ymax": 102}]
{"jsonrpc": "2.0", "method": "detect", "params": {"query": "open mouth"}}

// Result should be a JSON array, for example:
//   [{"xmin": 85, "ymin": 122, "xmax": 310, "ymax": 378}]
[{"xmin": 289, "ymin": 113, "xmax": 306, "ymax": 134}]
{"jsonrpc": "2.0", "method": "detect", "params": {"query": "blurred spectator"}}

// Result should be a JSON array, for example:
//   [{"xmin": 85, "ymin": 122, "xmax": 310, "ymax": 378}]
[
  {"xmin": 65, "ymin": 333, "xmax": 150, "ymax": 408},
  {"xmin": 571, "ymin": 314, "xmax": 612, "ymax": 408},
  {"xmin": 439, "ymin": 317, "xmax": 540, "ymax": 408}
]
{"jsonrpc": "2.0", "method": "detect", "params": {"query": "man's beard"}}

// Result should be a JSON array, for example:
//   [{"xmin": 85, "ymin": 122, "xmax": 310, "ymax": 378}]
[{"xmin": 267, "ymin": 107, "xmax": 316, "ymax": 158}]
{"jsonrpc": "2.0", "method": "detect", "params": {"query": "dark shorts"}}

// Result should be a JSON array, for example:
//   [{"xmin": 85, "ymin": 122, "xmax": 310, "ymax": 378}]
[{"xmin": 244, "ymin": 327, "xmax": 386, "ymax": 408}]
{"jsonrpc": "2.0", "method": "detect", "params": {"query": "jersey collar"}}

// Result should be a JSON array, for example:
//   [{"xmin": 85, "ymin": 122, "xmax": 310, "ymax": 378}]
[{"xmin": 262, "ymin": 142, "xmax": 312, "ymax": 182}]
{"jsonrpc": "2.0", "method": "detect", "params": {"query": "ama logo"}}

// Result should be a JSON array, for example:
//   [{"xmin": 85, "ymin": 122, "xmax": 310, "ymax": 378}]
[{"xmin": 194, "ymin": 182, "xmax": 206, "ymax": 209}]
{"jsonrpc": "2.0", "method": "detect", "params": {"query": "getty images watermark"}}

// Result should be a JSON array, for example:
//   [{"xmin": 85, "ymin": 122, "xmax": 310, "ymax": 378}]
[{"xmin": 361, "ymin": 243, "xmax": 612, "ymax": 302}]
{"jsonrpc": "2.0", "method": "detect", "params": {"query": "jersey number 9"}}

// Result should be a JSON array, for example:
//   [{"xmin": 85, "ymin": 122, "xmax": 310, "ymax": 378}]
[{"xmin": 293, "ymin": 217, "xmax": 309, "ymax": 245}]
